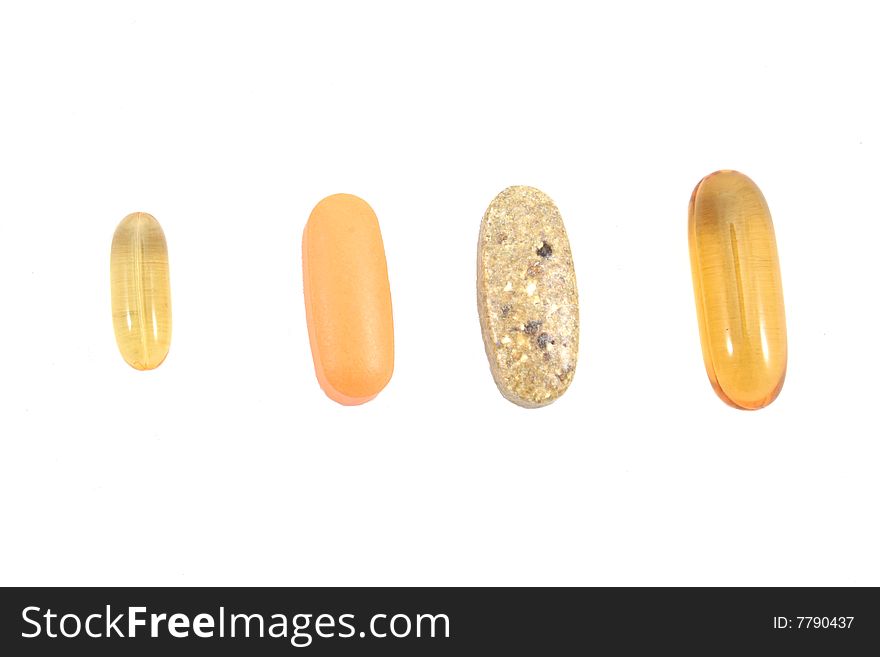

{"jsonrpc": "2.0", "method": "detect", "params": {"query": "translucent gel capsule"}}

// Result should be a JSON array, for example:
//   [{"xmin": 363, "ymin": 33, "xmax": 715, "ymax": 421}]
[
  {"xmin": 302, "ymin": 194, "xmax": 394, "ymax": 405},
  {"xmin": 688, "ymin": 170, "xmax": 786, "ymax": 409},
  {"xmin": 110, "ymin": 212, "xmax": 172, "ymax": 370}
]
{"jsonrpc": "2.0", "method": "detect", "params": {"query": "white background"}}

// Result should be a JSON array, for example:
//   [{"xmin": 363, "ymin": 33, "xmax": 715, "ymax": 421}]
[{"xmin": 1, "ymin": 1, "xmax": 877, "ymax": 586}]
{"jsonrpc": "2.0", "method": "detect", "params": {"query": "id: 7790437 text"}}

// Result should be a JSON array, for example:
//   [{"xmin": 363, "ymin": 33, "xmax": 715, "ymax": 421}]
[{"xmin": 773, "ymin": 616, "xmax": 854, "ymax": 629}]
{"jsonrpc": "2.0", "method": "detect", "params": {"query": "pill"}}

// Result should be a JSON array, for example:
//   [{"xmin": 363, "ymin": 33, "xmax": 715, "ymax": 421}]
[
  {"xmin": 477, "ymin": 186, "xmax": 579, "ymax": 408},
  {"xmin": 302, "ymin": 194, "xmax": 394, "ymax": 405},
  {"xmin": 688, "ymin": 170, "xmax": 787, "ymax": 409},
  {"xmin": 110, "ymin": 212, "xmax": 172, "ymax": 370}
]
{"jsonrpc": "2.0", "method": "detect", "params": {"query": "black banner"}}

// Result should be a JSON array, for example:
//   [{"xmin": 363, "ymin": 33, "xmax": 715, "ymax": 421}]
[{"xmin": 1, "ymin": 587, "xmax": 877, "ymax": 654}]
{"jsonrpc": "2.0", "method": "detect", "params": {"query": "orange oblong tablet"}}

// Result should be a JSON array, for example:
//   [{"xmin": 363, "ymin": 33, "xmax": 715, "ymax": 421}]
[{"xmin": 302, "ymin": 194, "xmax": 394, "ymax": 405}]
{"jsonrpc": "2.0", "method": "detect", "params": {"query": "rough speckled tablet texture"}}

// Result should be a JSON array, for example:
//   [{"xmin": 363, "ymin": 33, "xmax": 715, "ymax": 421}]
[{"xmin": 477, "ymin": 186, "xmax": 579, "ymax": 407}]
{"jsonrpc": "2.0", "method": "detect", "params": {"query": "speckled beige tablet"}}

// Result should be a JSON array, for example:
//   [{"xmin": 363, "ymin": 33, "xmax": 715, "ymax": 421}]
[{"xmin": 477, "ymin": 186, "xmax": 579, "ymax": 407}]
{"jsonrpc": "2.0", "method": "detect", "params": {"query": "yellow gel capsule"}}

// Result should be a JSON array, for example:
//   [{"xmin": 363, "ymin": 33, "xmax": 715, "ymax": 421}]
[
  {"xmin": 110, "ymin": 212, "xmax": 172, "ymax": 370},
  {"xmin": 688, "ymin": 170, "xmax": 787, "ymax": 409}
]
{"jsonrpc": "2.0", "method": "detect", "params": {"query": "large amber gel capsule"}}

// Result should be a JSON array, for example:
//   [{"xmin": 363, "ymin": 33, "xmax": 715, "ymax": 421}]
[
  {"xmin": 302, "ymin": 194, "xmax": 394, "ymax": 405},
  {"xmin": 110, "ymin": 212, "xmax": 172, "ymax": 370},
  {"xmin": 689, "ymin": 170, "xmax": 787, "ymax": 409}
]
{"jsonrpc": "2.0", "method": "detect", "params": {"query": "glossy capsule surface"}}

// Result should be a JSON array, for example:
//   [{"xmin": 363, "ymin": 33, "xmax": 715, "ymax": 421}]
[
  {"xmin": 688, "ymin": 170, "xmax": 786, "ymax": 409},
  {"xmin": 302, "ymin": 194, "xmax": 394, "ymax": 405},
  {"xmin": 110, "ymin": 212, "xmax": 172, "ymax": 370}
]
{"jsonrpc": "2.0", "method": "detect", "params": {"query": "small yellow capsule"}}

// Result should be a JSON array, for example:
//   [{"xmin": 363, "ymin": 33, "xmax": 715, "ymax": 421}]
[
  {"xmin": 110, "ymin": 212, "xmax": 172, "ymax": 370},
  {"xmin": 688, "ymin": 170, "xmax": 787, "ymax": 409}
]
